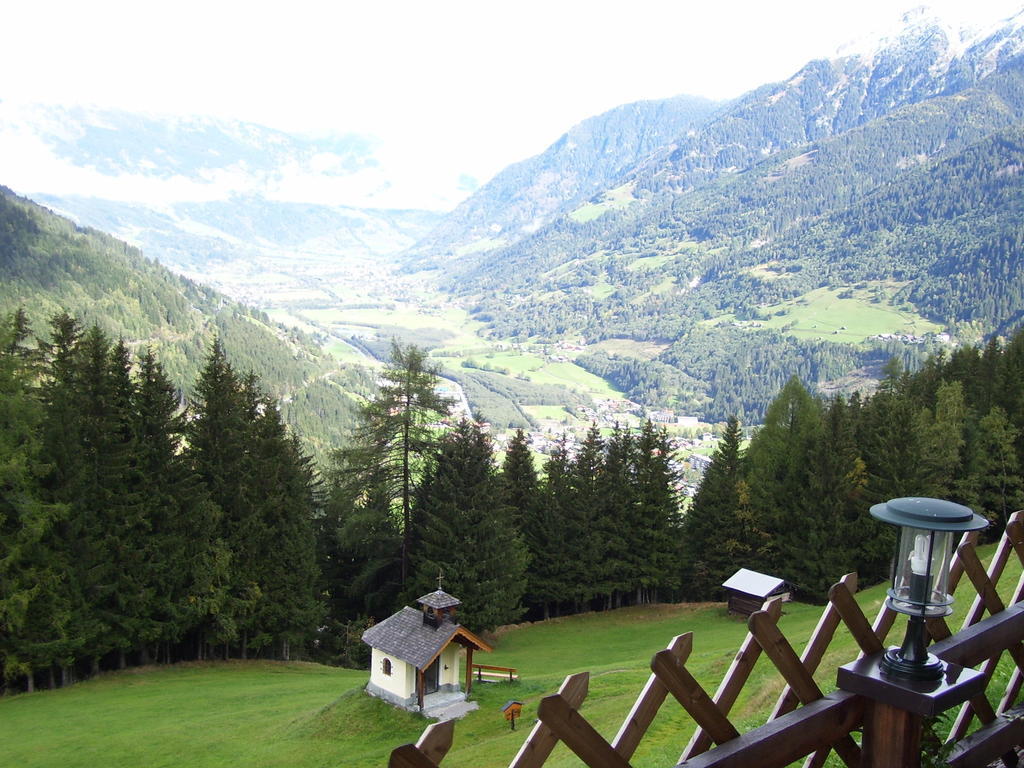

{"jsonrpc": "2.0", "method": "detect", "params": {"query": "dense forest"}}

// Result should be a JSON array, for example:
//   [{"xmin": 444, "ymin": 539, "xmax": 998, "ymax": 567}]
[
  {"xmin": 0, "ymin": 186, "xmax": 375, "ymax": 463},
  {"xmin": 3, "ymin": 308, "xmax": 1024, "ymax": 695},
  {"xmin": 682, "ymin": 333, "xmax": 1024, "ymax": 600}
]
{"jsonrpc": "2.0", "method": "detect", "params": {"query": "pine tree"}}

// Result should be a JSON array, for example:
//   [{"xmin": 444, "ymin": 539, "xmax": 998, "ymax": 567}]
[
  {"xmin": 745, "ymin": 377, "xmax": 828, "ymax": 599},
  {"xmin": 500, "ymin": 429, "xmax": 539, "ymax": 530},
  {"xmin": 338, "ymin": 341, "xmax": 451, "ymax": 586},
  {"xmin": 526, "ymin": 438, "xmax": 574, "ymax": 619},
  {"xmin": 0, "ymin": 311, "xmax": 69, "ymax": 691},
  {"xmin": 680, "ymin": 415, "xmax": 747, "ymax": 600},
  {"xmin": 411, "ymin": 420, "xmax": 527, "ymax": 630},
  {"xmin": 915, "ymin": 381, "xmax": 968, "ymax": 501},
  {"xmin": 133, "ymin": 348, "xmax": 211, "ymax": 662},
  {"xmin": 187, "ymin": 338, "xmax": 252, "ymax": 655},
  {"xmin": 566, "ymin": 425, "xmax": 604, "ymax": 611},
  {"xmin": 594, "ymin": 425, "xmax": 636, "ymax": 608},
  {"xmin": 633, "ymin": 420, "xmax": 680, "ymax": 603},
  {"xmin": 971, "ymin": 406, "xmax": 1023, "ymax": 537},
  {"xmin": 247, "ymin": 396, "xmax": 321, "ymax": 659}
]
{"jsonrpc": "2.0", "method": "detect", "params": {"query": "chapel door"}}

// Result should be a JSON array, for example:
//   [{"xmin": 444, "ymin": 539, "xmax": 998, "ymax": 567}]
[{"xmin": 425, "ymin": 657, "xmax": 441, "ymax": 695}]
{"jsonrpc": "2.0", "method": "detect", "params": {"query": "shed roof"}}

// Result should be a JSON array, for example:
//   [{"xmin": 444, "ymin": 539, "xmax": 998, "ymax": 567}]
[
  {"xmin": 362, "ymin": 607, "xmax": 490, "ymax": 670},
  {"xmin": 721, "ymin": 568, "xmax": 787, "ymax": 598}
]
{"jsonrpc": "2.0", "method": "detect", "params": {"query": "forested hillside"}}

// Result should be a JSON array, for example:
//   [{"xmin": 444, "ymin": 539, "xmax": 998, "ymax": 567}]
[
  {"xmin": 407, "ymin": 95, "xmax": 719, "ymax": 258},
  {"xmin": 415, "ymin": 12, "xmax": 1024, "ymax": 423},
  {"xmin": 0, "ymin": 186, "xmax": 374, "ymax": 460}
]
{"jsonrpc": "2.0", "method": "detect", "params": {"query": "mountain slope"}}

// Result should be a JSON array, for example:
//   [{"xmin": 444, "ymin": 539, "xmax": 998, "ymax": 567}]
[
  {"xmin": 407, "ymin": 95, "xmax": 719, "ymax": 259},
  {"xmin": 0, "ymin": 104, "xmax": 444, "ymax": 279},
  {"xmin": 0, "ymin": 186, "xmax": 373, "ymax": 460},
  {"xmin": 418, "ymin": 9, "xmax": 1024, "ymax": 422}
]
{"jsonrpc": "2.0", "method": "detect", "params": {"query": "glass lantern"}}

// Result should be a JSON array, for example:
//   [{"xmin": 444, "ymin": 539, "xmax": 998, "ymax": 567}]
[{"xmin": 870, "ymin": 497, "xmax": 988, "ymax": 681}]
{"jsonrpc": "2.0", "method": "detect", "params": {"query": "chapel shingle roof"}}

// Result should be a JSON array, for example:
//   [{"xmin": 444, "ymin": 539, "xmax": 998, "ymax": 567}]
[{"xmin": 362, "ymin": 607, "xmax": 459, "ymax": 669}]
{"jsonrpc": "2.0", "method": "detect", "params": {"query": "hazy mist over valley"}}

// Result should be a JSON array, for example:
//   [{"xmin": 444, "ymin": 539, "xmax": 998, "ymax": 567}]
[{"xmin": 3, "ymin": 0, "xmax": 1024, "ymax": 447}]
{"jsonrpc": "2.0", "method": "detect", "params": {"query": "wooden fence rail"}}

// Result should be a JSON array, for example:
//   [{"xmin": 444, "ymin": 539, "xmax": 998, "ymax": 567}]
[{"xmin": 389, "ymin": 510, "xmax": 1024, "ymax": 768}]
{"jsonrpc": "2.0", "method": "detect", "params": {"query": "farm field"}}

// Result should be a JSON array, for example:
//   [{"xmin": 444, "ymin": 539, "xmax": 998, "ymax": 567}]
[{"xmin": 15, "ymin": 551, "xmax": 1019, "ymax": 768}]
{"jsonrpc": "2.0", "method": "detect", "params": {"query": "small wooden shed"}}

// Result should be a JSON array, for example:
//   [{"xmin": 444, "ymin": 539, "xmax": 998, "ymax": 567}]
[{"xmin": 721, "ymin": 568, "xmax": 790, "ymax": 617}]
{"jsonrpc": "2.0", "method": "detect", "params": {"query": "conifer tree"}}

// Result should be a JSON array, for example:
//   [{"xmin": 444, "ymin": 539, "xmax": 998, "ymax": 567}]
[
  {"xmin": 246, "ymin": 396, "xmax": 321, "ymax": 659},
  {"xmin": 526, "ymin": 438, "xmax": 574, "ymax": 619},
  {"xmin": 633, "ymin": 420, "xmax": 680, "ymax": 603},
  {"xmin": 132, "ymin": 348, "xmax": 209, "ymax": 662},
  {"xmin": 680, "ymin": 415, "xmax": 747, "ymax": 599},
  {"xmin": 745, "ymin": 377, "xmax": 827, "ymax": 598},
  {"xmin": 0, "ymin": 312, "xmax": 69, "ymax": 691},
  {"xmin": 187, "ymin": 338, "xmax": 253, "ymax": 654},
  {"xmin": 915, "ymin": 381, "xmax": 968, "ymax": 501},
  {"xmin": 411, "ymin": 420, "xmax": 527, "ymax": 630},
  {"xmin": 594, "ymin": 425, "xmax": 636, "ymax": 607},
  {"xmin": 567, "ymin": 426, "xmax": 604, "ymax": 611},
  {"xmin": 338, "ymin": 341, "xmax": 451, "ymax": 586},
  {"xmin": 972, "ymin": 406, "xmax": 1023, "ymax": 536},
  {"xmin": 500, "ymin": 429, "xmax": 539, "ymax": 530}
]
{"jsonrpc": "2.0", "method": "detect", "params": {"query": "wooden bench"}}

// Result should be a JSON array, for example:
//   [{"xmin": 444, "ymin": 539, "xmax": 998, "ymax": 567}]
[{"xmin": 473, "ymin": 663, "xmax": 519, "ymax": 683}]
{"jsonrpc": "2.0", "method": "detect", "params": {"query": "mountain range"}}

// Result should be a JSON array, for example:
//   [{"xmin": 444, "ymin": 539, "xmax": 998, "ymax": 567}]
[
  {"xmin": 3, "ymin": 6, "xmax": 1024, "ymax": 427},
  {"xmin": 407, "ymin": 7, "xmax": 1024, "ymax": 419}
]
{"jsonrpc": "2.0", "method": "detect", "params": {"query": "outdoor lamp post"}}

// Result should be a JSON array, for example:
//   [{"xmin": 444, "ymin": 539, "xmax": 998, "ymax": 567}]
[{"xmin": 870, "ymin": 496, "xmax": 988, "ymax": 681}]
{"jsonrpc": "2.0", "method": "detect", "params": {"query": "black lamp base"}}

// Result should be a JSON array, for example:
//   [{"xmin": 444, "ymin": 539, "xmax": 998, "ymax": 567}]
[{"xmin": 880, "ymin": 647, "xmax": 945, "ymax": 681}]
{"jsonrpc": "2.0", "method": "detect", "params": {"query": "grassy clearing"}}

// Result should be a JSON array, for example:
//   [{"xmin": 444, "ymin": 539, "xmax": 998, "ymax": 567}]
[
  {"xmin": 586, "ymin": 339, "xmax": 669, "ymax": 360},
  {"xmin": 589, "ymin": 279, "xmax": 615, "ymax": 299},
  {"xmin": 3, "ymin": 543, "xmax": 1014, "ymax": 768},
  {"xmin": 704, "ymin": 284, "xmax": 944, "ymax": 343},
  {"xmin": 626, "ymin": 253, "xmax": 675, "ymax": 272},
  {"xmin": 264, "ymin": 309, "xmax": 321, "ymax": 335},
  {"xmin": 568, "ymin": 184, "xmax": 635, "ymax": 224},
  {"xmin": 324, "ymin": 339, "xmax": 374, "ymax": 365},
  {"xmin": 1, "ymin": 662, "xmax": 367, "ymax": 768},
  {"xmin": 758, "ymin": 285, "xmax": 943, "ymax": 341},
  {"xmin": 528, "ymin": 361, "xmax": 622, "ymax": 398},
  {"xmin": 455, "ymin": 238, "xmax": 507, "ymax": 257},
  {"xmin": 523, "ymin": 404, "xmax": 579, "ymax": 423}
]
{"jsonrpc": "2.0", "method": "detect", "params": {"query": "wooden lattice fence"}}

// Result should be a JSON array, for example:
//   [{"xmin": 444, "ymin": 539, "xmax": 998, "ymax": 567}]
[{"xmin": 390, "ymin": 511, "xmax": 1024, "ymax": 768}]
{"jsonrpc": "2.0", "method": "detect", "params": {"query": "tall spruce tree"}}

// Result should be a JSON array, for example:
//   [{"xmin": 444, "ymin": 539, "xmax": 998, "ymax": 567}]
[
  {"xmin": 745, "ymin": 377, "xmax": 828, "ymax": 599},
  {"xmin": 187, "ymin": 338, "xmax": 254, "ymax": 655},
  {"xmin": 500, "ymin": 429, "xmax": 539, "ymax": 530},
  {"xmin": 633, "ymin": 420, "xmax": 680, "ymax": 603},
  {"xmin": 567, "ymin": 426, "xmax": 604, "ymax": 611},
  {"xmin": 132, "ymin": 348, "xmax": 210, "ymax": 663},
  {"xmin": 0, "ymin": 312, "xmax": 69, "ymax": 691},
  {"xmin": 680, "ymin": 415, "xmax": 747, "ymax": 600},
  {"xmin": 410, "ymin": 419, "xmax": 527, "ymax": 630},
  {"xmin": 972, "ymin": 406, "xmax": 1023, "ymax": 536},
  {"xmin": 594, "ymin": 425, "xmax": 636, "ymax": 608},
  {"xmin": 527, "ymin": 438, "xmax": 574, "ymax": 619}
]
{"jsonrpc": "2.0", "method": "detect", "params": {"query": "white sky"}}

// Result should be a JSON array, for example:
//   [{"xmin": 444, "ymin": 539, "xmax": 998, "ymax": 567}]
[{"xmin": 2, "ymin": 0, "xmax": 1023, "ymax": 209}]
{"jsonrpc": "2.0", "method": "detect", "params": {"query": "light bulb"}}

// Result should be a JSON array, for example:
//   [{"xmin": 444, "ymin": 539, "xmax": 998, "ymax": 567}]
[{"xmin": 910, "ymin": 533, "xmax": 929, "ymax": 576}]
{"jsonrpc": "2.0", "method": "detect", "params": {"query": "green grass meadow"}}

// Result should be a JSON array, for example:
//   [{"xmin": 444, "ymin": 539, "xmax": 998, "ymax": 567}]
[
  {"xmin": 4, "ymin": 542, "xmax": 1015, "ymax": 768},
  {"xmin": 705, "ymin": 283, "xmax": 944, "ymax": 343}
]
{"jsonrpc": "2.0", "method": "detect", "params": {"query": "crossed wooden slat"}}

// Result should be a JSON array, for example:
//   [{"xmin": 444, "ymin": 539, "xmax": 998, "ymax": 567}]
[{"xmin": 389, "ymin": 511, "xmax": 1024, "ymax": 768}]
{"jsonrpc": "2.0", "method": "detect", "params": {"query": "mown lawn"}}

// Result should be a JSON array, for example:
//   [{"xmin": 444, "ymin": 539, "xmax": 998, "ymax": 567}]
[{"xmin": 3, "ymin": 542, "xmax": 1014, "ymax": 768}]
